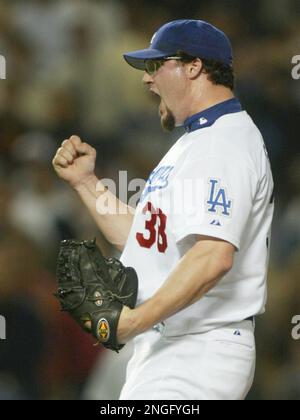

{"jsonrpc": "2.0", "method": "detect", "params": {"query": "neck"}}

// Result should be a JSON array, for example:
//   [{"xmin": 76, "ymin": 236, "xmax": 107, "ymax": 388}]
[{"xmin": 177, "ymin": 85, "xmax": 235, "ymax": 125}]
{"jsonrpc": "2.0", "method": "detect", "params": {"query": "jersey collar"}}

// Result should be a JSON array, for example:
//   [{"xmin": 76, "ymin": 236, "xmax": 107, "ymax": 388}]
[{"xmin": 183, "ymin": 98, "xmax": 243, "ymax": 133}]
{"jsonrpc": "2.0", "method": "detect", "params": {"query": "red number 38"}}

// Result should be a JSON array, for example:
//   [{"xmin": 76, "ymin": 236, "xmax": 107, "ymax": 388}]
[{"xmin": 136, "ymin": 202, "xmax": 168, "ymax": 253}]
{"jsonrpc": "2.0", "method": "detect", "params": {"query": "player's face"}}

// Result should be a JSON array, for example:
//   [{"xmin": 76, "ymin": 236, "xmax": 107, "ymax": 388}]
[{"xmin": 143, "ymin": 58, "xmax": 188, "ymax": 131}]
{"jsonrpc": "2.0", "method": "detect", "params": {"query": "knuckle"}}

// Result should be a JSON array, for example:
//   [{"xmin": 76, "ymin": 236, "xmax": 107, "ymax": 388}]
[
  {"xmin": 63, "ymin": 140, "xmax": 75, "ymax": 153},
  {"xmin": 71, "ymin": 135, "xmax": 81, "ymax": 144}
]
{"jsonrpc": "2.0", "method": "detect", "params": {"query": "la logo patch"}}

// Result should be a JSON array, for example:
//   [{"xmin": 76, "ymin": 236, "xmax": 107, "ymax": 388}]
[
  {"xmin": 97, "ymin": 318, "xmax": 110, "ymax": 342},
  {"xmin": 207, "ymin": 179, "xmax": 232, "ymax": 216}
]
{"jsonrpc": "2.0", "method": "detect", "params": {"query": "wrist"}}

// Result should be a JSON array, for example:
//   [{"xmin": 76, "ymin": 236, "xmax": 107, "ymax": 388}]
[
  {"xmin": 73, "ymin": 174, "xmax": 99, "ymax": 192},
  {"xmin": 117, "ymin": 306, "xmax": 143, "ymax": 344}
]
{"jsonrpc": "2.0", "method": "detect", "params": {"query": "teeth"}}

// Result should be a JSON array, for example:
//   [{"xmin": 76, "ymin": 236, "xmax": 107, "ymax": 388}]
[{"xmin": 150, "ymin": 90, "xmax": 160, "ymax": 98}]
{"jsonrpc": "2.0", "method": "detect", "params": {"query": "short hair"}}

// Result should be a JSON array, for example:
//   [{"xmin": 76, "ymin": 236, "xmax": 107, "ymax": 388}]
[{"xmin": 176, "ymin": 51, "xmax": 235, "ymax": 91}]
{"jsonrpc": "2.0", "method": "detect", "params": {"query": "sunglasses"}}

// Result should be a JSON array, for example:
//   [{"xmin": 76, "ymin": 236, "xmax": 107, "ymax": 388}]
[{"xmin": 144, "ymin": 56, "xmax": 182, "ymax": 75}]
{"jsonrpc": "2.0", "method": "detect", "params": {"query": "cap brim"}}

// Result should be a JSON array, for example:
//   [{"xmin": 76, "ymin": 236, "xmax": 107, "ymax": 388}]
[{"xmin": 123, "ymin": 48, "xmax": 173, "ymax": 70}]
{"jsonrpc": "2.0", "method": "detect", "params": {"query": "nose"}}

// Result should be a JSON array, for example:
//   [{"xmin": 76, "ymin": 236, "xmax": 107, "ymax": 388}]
[{"xmin": 142, "ymin": 71, "xmax": 153, "ymax": 85}]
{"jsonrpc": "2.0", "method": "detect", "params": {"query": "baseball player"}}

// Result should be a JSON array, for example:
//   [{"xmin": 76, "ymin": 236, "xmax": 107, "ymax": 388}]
[{"xmin": 53, "ymin": 20, "xmax": 274, "ymax": 400}]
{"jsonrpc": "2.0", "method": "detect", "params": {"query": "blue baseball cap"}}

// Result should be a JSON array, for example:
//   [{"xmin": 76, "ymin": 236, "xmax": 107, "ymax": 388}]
[{"xmin": 124, "ymin": 19, "xmax": 233, "ymax": 70}]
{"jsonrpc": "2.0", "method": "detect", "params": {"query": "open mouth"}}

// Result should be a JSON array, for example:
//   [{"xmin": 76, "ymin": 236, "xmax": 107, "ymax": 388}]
[
  {"xmin": 147, "ymin": 88, "xmax": 166, "ymax": 116},
  {"xmin": 149, "ymin": 90, "xmax": 162, "ymax": 108}
]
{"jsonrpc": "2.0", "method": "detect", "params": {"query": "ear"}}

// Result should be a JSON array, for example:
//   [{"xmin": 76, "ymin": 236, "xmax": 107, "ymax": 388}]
[{"xmin": 185, "ymin": 58, "xmax": 204, "ymax": 80}]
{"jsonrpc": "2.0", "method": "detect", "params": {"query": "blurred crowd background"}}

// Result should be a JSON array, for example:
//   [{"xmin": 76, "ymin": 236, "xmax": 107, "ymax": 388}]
[{"xmin": 0, "ymin": 0, "xmax": 299, "ymax": 400}]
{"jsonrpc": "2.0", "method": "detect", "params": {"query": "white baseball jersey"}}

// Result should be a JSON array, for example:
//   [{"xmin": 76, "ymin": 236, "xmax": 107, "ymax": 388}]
[{"xmin": 121, "ymin": 98, "xmax": 274, "ymax": 337}]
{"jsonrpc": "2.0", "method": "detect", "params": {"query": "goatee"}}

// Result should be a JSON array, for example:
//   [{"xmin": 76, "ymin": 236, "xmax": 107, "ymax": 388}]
[{"xmin": 161, "ymin": 107, "xmax": 176, "ymax": 132}]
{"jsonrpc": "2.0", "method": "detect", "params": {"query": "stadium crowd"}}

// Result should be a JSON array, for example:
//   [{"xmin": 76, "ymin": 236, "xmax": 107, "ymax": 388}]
[{"xmin": 0, "ymin": 0, "xmax": 299, "ymax": 400}]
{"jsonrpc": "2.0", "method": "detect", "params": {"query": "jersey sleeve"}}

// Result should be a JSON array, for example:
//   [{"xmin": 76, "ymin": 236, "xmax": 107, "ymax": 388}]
[{"xmin": 168, "ymin": 152, "xmax": 258, "ymax": 250}]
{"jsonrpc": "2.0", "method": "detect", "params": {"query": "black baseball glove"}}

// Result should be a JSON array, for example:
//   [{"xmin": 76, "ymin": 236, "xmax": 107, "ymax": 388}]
[{"xmin": 55, "ymin": 239, "xmax": 138, "ymax": 352}]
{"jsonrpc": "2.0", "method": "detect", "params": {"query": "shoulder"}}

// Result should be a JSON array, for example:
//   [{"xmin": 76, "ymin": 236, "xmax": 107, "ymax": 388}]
[
  {"xmin": 184, "ymin": 112, "xmax": 263, "ymax": 153},
  {"xmin": 181, "ymin": 112, "xmax": 266, "ymax": 177},
  {"xmin": 213, "ymin": 111, "xmax": 263, "ymax": 145},
  {"xmin": 211, "ymin": 112, "xmax": 265, "ymax": 166}
]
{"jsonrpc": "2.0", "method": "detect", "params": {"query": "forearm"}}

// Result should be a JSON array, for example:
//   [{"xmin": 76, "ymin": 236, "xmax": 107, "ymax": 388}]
[
  {"xmin": 118, "ymin": 240, "xmax": 232, "ymax": 341},
  {"xmin": 74, "ymin": 175, "xmax": 134, "ymax": 251}
]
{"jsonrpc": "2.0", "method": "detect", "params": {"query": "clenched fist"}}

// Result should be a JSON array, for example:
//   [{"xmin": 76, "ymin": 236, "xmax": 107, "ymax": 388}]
[{"xmin": 52, "ymin": 135, "xmax": 97, "ymax": 189}]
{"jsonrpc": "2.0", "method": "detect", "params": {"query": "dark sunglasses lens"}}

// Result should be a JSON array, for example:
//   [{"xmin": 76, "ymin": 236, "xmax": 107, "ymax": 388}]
[
  {"xmin": 145, "ymin": 61, "xmax": 154, "ymax": 74},
  {"xmin": 145, "ymin": 60, "xmax": 161, "ymax": 75}
]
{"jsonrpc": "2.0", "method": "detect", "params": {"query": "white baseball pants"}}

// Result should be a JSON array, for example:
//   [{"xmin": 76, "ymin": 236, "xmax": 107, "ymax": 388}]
[{"xmin": 119, "ymin": 320, "xmax": 256, "ymax": 400}]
